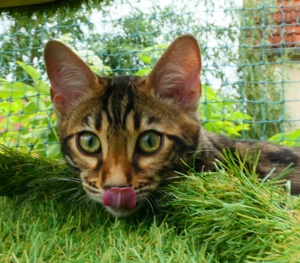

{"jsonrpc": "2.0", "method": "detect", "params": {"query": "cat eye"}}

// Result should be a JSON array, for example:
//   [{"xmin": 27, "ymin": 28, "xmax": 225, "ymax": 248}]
[
  {"xmin": 137, "ymin": 131, "xmax": 162, "ymax": 154},
  {"xmin": 77, "ymin": 132, "xmax": 101, "ymax": 154}
]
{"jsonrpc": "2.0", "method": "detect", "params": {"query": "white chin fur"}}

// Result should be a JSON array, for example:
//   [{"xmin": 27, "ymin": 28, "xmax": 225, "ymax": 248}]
[{"xmin": 105, "ymin": 205, "xmax": 140, "ymax": 218}]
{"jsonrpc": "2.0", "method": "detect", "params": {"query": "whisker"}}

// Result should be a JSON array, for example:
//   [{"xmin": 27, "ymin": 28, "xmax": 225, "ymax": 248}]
[
  {"xmin": 144, "ymin": 196, "xmax": 155, "ymax": 217},
  {"xmin": 47, "ymin": 177, "xmax": 82, "ymax": 183},
  {"xmin": 56, "ymin": 187, "xmax": 80, "ymax": 195},
  {"xmin": 154, "ymin": 188, "xmax": 183, "ymax": 212},
  {"xmin": 140, "ymin": 200, "xmax": 150, "ymax": 220},
  {"xmin": 62, "ymin": 188, "xmax": 87, "ymax": 206},
  {"xmin": 82, "ymin": 182, "xmax": 102, "ymax": 194},
  {"xmin": 163, "ymin": 176, "xmax": 181, "ymax": 181},
  {"xmin": 74, "ymin": 193, "xmax": 91, "ymax": 206}
]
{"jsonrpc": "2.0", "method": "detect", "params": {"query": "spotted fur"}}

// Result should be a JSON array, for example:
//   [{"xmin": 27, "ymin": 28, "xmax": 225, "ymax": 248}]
[{"xmin": 44, "ymin": 35, "xmax": 300, "ymax": 217}]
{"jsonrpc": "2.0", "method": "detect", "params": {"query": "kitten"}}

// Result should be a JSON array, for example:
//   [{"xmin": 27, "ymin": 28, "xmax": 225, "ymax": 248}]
[{"xmin": 44, "ymin": 35, "xmax": 300, "ymax": 217}]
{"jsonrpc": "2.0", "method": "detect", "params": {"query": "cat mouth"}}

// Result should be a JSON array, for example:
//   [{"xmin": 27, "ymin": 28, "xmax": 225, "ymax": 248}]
[{"xmin": 102, "ymin": 187, "xmax": 138, "ymax": 217}]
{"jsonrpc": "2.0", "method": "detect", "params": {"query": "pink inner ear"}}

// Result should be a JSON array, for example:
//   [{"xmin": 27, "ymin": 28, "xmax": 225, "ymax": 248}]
[
  {"xmin": 51, "ymin": 81, "xmax": 86, "ymax": 116},
  {"xmin": 181, "ymin": 69, "xmax": 201, "ymax": 109},
  {"xmin": 52, "ymin": 94, "xmax": 65, "ymax": 113},
  {"xmin": 159, "ymin": 68, "xmax": 201, "ymax": 110},
  {"xmin": 50, "ymin": 83, "xmax": 72, "ymax": 116},
  {"xmin": 45, "ymin": 40, "xmax": 100, "ymax": 117},
  {"xmin": 148, "ymin": 36, "xmax": 202, "ymax": 111}
]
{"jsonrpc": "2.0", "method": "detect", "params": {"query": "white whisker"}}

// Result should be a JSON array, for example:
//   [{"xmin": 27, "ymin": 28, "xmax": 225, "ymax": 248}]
[
  {"xmin": 48, "ymin": 177, "xmax": 82, "ymax": 183},
  {"xmin": 144, "ymin": 196, "xmax": 155, "ymax": 217},
  {"xmin": 76, "ymin": 193, "xmax": 91, "ymax": 205},
  {"xmin": 57, "ymin": 187, "xmax": 80, "ymax": 195},
  {"xmin": 163, "ymin": 176, "xmax": 181, "ymax": 181},
  {"xmin": 81, "ymin": 182, "xmax": 102, "ymax": 194}
]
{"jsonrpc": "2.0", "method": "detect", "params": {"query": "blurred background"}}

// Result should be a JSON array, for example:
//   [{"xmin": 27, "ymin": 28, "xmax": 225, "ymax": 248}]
[{"xmin": 1, "ymin": 0, "xmax": 300, "ymax": 158}]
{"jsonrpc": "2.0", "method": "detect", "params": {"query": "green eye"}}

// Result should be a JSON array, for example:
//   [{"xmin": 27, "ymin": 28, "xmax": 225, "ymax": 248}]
[
  {"xmin": 78, "ymin": 132, "xmax": 101, "ymax": 154},
  {"xmin": 137, "ymin": 131, "xmax": 162, "ymax": 154}
]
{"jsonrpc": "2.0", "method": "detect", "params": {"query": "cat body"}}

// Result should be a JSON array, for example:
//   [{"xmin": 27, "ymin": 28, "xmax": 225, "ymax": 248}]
[{"xmin": 44, "ymin": 36, "xmax": 300, "ymax": 217}]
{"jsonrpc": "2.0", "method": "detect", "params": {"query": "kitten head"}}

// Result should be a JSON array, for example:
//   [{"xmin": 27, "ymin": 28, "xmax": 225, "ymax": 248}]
[{"xmin": 44, "ymin": 35, "xmax": 202, "ymax": 217}]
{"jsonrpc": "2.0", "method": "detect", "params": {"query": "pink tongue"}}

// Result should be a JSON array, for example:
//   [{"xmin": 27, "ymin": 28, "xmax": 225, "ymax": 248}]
[{"xmin": 102, "ymin": 187, "xmax": 136, "ymax": 210}]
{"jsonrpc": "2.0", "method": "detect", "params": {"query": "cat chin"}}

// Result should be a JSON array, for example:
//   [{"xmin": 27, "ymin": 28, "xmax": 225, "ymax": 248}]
[{"xmin": 104, "ymin": 204, "xmax": 141, "ymax": 218}]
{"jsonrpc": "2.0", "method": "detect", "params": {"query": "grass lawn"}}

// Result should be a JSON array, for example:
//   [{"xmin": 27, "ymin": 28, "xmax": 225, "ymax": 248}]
[{"xmin": 1, "ymin": 146, "xmax": 300, "ymax": 262}]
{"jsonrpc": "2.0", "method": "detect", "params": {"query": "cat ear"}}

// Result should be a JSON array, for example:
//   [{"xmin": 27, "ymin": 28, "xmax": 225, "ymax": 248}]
[
  {"xmin": 44, "ymin": 40, "xmax": 99, "ymax": 116},
  {"xmin": 148, "ymin": 35, "xmax": 201, "ymax": 111}
]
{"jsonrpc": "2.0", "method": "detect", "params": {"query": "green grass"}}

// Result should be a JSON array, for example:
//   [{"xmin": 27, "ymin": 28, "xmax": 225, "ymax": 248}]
[{"xmin": 1, "ymin": 145, "xmax": 300, "ymax": 262}]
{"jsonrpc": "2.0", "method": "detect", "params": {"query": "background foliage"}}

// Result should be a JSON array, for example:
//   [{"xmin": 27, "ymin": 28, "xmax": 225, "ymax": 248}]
[{"xmin": 0, "ymin": 0, "xmax": 299, "ymax": 158}]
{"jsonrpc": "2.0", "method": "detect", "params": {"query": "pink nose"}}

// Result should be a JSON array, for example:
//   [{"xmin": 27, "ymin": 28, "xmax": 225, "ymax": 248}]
[{"xmin": 102, "ymin": 187, "xmax": 136, "ymax": 210}]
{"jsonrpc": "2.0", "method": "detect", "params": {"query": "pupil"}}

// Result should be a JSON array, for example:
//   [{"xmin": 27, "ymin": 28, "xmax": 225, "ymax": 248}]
[
  {"xmin": 87, "ymin": 135, "xmax": 94, "ymax": 147},
  {"xmin": 146, "ymin": 135, "xmax": 153, "ymax": 147},
  {"xmin": 137, "ymin": 131, "xmax": 161, "ymax": 154}
]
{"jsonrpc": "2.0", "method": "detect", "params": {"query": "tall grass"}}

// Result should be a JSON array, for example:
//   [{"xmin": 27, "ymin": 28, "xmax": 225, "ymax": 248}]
[{"xmin": 0, "ymin": 145, "xmax": 300, "ymax": 262}]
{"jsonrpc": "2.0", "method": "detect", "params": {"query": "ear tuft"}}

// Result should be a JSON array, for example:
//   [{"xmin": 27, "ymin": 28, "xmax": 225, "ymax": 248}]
[
  {"xmin": 44, "ymin": 40, "xmax": 99, "ymax": 116},
  {"xmin": 148, "ymin": 35, "xmax": 202, "ymax": 111}
]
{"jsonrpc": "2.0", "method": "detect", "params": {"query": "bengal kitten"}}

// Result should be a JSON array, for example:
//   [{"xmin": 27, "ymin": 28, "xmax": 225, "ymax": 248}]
[{"xmin": 44, "ymin": 35, "xmax": 300, "ymax": 217}]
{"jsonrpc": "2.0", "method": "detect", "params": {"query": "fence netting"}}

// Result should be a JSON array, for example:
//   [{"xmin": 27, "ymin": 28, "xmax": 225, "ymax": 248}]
[{"xmin": 0, "ymin": 0, "xmax": 300, "ymax": 158}]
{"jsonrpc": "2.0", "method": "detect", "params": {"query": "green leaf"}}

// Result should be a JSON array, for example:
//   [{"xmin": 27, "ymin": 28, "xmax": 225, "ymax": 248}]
[
  {"xmin": 0, "ymin": 100, "xmax": 24, "ymax": 115},
  {"xmin": 225, "ymin": 112, "xmax": 252, "ymax": 121},
  {"xmin": 17, "ymin": 61, "xmax": 41, "ymax": 81},
  {"xmin": 0, "ymin": 82, "xmax": 38, "ymax": 98},
  {"xmin": 269, "ymin": 128, "xmax": 300, "ymax": 147},
  {"xmin": 21, "ymin": 127, "xmax": 49, "ymax": 140},
  {"xmin": 16, "ymin": 61, "xmax": 49, "ymax": 94},
  {"xmin": 23, "ymin": 101, "xmax": 37, "ymax": 114},
  {"xmin": 34, "ymin": 81, "xmax": 50, "ymax": 95},
  {"xmin": 140, "ymin": 44, "xmax": 168, "ymax": 53},
  {"xmin": 46, "ymin": 144, "xmax": 61, "ymax": 158},
  {"xmin": 0, "ymin": 77, "xmax": 9, "ymax": 83},
  {"xmin": 137, "ymin": 44, "xmax": 168, "ymax": 66},
  {"xmin": 136, "ymin": 68, "xmax": 152, "ymax": 76},
  {"xmin": 138, "ymin": 54, "xmax": 152, "ymax": 65}
]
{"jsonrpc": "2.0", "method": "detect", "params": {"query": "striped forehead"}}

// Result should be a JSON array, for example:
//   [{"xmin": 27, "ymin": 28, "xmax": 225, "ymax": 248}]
[
  {"xmin": 78, "ymin": 76, "xmax": 142, "ymax": 131},
  {"xmin": 102, "ymin": 77, "xmax": 139, "ymax": 130}
]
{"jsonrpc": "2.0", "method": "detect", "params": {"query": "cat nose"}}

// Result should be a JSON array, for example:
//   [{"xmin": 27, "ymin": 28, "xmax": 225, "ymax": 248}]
[{"xmin": 101, "ymin": 167, "xmax": 131, "ymax": 188}]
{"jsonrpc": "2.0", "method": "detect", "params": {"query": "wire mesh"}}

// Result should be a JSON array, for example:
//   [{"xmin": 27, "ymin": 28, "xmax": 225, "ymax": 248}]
[{"xmin": 0, "ymin": 0, "xmax": 300, "ymax": 158}]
